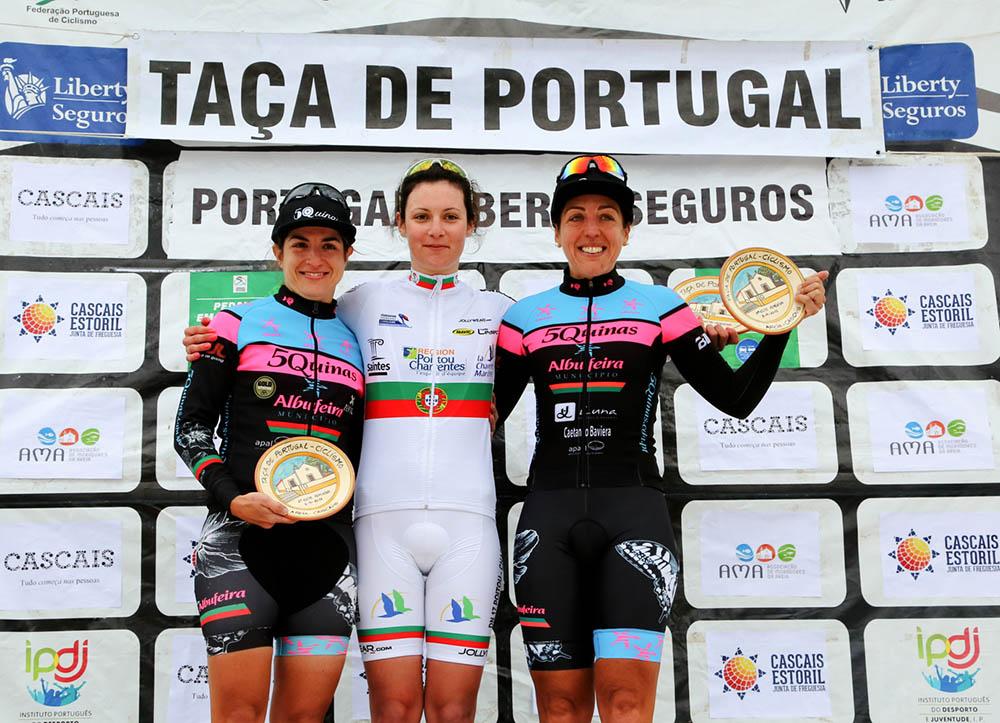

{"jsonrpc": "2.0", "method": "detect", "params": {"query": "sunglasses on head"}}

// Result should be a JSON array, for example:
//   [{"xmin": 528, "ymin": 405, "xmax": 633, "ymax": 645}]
[
  {"xmin": 279, "ymin": 182, "xmax": 348, "ymax": 210},
  {"xmin": 402, "ymin": 158, "xmax": 469, "ymax": 180},
  {"xmin": 557, "ymin": 155, "xmax": 627, "ymax": 183}
]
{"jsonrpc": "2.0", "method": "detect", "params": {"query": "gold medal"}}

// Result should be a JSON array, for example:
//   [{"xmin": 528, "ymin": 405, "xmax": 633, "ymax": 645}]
[
  {"xmin": 254, "ymin": 436, "xmax": 355, "ymax": 520},
  {"xmin": 718, "ymin": 248, "xmax": 806, "ymax": 335},
  {"xmin": 673, "ymin": 275, "xmax": 748, "ymax": 333}
]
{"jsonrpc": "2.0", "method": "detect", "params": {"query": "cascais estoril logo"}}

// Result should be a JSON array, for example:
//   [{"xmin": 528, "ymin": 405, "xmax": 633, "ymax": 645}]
[
  {"xmin": 888, "ymin": 529, "xmax": 939, "ymax": 579},
  {"xmin": 866, "ymin": 290, "xmax": 915, "ymax": 335},
  {"xmin": 24, "ymin": 639, "xmax": 88, "ymax": 707},
  {"xmin": 715, "ymin": 648, "xmax": 765, "ymax": 699},
  {"xmin": 13, "ymin": 295, "xmax": 62, "ymax": 341}
]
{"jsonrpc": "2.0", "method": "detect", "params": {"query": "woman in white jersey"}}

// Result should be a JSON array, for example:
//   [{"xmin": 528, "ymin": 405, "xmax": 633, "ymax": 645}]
[{"xmin": 186, "ymin": 159, "xmax": 509, "ymax": 722}]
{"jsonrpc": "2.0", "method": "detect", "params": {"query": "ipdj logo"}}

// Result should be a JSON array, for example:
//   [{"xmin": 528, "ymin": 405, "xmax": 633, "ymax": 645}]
[
  {"xmin": 37, "ymin": 426, "xmax": 99, "ymax": 446},
  {"xmin": 917, "ymin": 626, "xmax": 981, "ymax": 693},
  {"xmin": 25, "ymin": 639, "xmax": 88, "ymax": 707},
  {"xmin": 866, "ymin": 290, "xmax": 915, "ymax": 335},
  {"xmin": 13, "ymin": 295, "xmax": 62, "ymax": 342},
  {"xmin": 888, "ymin": 529, "xmax": 939, "ymax": 579},
  {"xmin": 904, "ymin": 419, "xmax": 965, "ymax": 439},
  {"xmin": 884, "ymin": 194, "xmax": 944, "ymax": 213},
  {"xmin": 715, "ymin": 647, "xmax": 766, "ymax": 699}
]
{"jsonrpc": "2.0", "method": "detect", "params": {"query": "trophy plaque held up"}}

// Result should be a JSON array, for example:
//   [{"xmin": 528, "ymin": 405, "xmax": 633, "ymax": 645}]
[
  {"xmin": 673, "ymin": 275, "xmax": 748, "ymax": 334},
  {"xmin": 718, "ymin": 248, "xmax": 806, "ymax": 335},
  {"xmin": 255, "ymin": 436, "xmax": 355, "ymax": 520}
]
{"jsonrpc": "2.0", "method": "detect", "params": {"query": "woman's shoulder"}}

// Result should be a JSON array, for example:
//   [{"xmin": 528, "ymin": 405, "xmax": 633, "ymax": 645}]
[{"xmin": 623, "ymin": 278, "xmax": 685, "ymax": 310}]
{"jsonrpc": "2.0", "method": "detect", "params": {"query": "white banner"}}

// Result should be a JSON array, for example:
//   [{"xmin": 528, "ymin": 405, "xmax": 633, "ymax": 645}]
[
  {"xmin": 0, "ymin": 388, "xmax": 142, "ymax": 495},
  {"xmin": 837, "ymin": 264, "xmax": 1000, "ymax": 368},
  {"xmin": 0, "ymin": 271, "xmax": 147, "ymax": 374},
  {"xmin": 163, "ymin": 150, "xmax": 838, "ymax": 262},
  {"xmin": 128, "ymin": 32, "xmax": 882, "ymax": 157},
  {"xmin": 0, "ymin": 156, "xmax": 149, "ymax": 258},
  {"xmin": 9, "ymin": 1, "xmax": 1000, "ymax": 46},
  {"xmin": 828, "ymin": 155, "xmax": 987, "ymax": 254},
  {"xmin": 0, "ymin": 507, "xmax": 140, "ymax": 620},
  {"xmin": 0, "ymin": 629, "xmax": 139, "ymax": 722},
  {"xmin": 682, "ymin": 500, "xmax": 846, "ymax": 610},
  {"xmin": 847, "ymin": 380, "xmax": 1000, "ymax": 486},
  {"xmin": 675, "ymin": 381, "xmax": 838, "ymax": 486},
  {"xmin": 857, "ymin": 497, "xmax": 1000, "ymax": 606},
  {"xmin": 687, "ymin": 620, "xmax": 854, "ymax": 722},
  {"xmin": 866, "ymin": 618, "xmax": 1000, "ymax": 723}
]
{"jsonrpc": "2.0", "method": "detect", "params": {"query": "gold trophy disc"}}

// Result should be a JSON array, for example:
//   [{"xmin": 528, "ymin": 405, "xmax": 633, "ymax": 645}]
[
  {"xmin": 718, "ymin": 248, "xmax": 806, "ymax": 335},
  {"xmin": 254, "ymin": 436, "xmax": 355, "ymax": 520},
  {"xmin": 673, "ymin": 275, "xmax": 748, "ymax": 334}
]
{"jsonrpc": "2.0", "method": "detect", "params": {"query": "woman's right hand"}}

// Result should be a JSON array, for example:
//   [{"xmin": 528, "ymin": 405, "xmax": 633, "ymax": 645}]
[
  {"xmin": 229, "ymin": 492, "xmax": 297, "ymax": 528},
  {"xmin": 183, "ymin": 317, "xmax": 217, "ymax": 362}
]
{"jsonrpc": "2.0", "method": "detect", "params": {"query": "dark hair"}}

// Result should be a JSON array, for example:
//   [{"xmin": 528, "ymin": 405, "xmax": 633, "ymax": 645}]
[{"xmin": 394, "ymin": 163, "xmax": 479, "ymax": 230}]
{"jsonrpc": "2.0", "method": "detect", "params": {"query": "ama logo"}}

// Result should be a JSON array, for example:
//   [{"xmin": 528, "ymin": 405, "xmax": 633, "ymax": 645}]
[
  {"xmin": 917, "ymin": 626, "xmax": 981, "ymax": 693},
  {"xmin": 715, "ymin": 647, "xmax": 766, "ymax": 699},
  {"xmin": 888, "ymin": 529, "xmax": 939, "ymax": 579},
  {"xmin": 13, "ymin": 295, "xmax": 63, "ymax": 342},
  {"xmin": 24, "ymin": 639, "xmax": 88, "ymax": 707},
  {"xmin": 866, "ymin": 290, "xmax": 915, "ymax": 335}
]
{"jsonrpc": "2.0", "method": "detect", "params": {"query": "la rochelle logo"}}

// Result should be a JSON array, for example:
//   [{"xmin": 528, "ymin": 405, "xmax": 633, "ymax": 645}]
[{"xmin": 1, "ymin": 57, "xmax": 47, "ymax": 120}]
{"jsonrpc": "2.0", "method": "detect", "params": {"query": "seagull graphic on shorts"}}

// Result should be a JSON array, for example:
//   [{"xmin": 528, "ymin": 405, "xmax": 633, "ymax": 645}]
[
  {"xmin": 447, "ymin": 597, "xmax": 481, "ymax": 623},
  {"xmin": 378, "ymin": 589, "xmax": 412, "ymax": 618}
]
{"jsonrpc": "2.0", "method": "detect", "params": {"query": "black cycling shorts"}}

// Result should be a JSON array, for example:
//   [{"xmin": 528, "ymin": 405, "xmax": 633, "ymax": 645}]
[
  {"xmin": 193, "ymin": 511, "xmax": 356, "ymax": 657},
  {"xmin": 513, "ymin": 486, "xmax": 680, "ymax": 670}
]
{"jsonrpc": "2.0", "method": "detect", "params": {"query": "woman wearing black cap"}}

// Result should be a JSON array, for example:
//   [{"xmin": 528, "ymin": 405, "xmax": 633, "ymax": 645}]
[
  {"xmin": 494, "ymin": 155, "xmax": 828, "ymax": 721},
  {"xmin": 175, "ymin": 184, "xmax": 363, "ymax": 722}
]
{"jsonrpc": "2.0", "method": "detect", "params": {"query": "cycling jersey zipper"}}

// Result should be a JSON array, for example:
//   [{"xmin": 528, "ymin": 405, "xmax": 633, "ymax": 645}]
[
  {"xmin": 424, "ymin": 284, "xmax": 439, "ymax": 510},
  {"xmin": 308, "ymin": 305, "xmax": 320, "ymax": 438},
  {"xmin": 580, "ymin": 278, "xmax": 594, "ymax": 489}
]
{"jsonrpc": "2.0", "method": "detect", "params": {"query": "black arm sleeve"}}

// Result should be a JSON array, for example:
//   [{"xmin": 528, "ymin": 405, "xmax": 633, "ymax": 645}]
[
  {"xmin": 174, "ymin": 335, "xmax": 242, "ymax": 511},
  {"xmin": 494, "ymin": 345, "xmax": 532, "ymax": 426},
  {"xmin": 667, "ymin": 328, "xmax": 789, "ymax": 419}
]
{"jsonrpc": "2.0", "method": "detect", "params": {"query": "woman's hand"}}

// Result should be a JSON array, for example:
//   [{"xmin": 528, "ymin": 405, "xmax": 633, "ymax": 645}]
[
  {"xmin": 230, "ymin": 492, "xmax": 297, "ymax": 529},
  {"xmin": 183, "ymin": 317, "xmax": 217, "ymax": 362},
  {"xmin": 796, "ymin": 270, "xmax": 830, "ymax": 318},
  {"xmin": 704, "ymin": 324, "xmax": 740, "ymax": 351}
]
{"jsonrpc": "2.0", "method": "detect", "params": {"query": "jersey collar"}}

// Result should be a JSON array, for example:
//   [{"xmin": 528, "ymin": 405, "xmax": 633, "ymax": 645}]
[
  {"xmin": 276, "ymin": 285, "xmax": 337, "ymax": 318},
  {"xmin": 559, "ymin": 268, "xmax": 625, "ymax": 298},
  {"xmin": 407, "ymin": 269, "xmax": 458, "ymax": 292}
]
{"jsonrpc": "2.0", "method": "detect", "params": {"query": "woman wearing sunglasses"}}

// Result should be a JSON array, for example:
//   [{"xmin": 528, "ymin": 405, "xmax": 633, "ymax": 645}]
[
  {"xmin": 494, "ymin": 155, "xmax": 828, "ymax": 722},
  {"xmin": 184, "ymin": 160, "xmax": 510, "ymax": 722},
  {"xmin": 175, "ymin": 184, "xmax": 363, "ymax": 723}
]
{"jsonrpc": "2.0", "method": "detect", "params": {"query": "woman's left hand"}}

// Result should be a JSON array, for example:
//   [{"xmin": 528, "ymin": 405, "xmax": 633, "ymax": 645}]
[{"xmin": 796, "ymin": 271, "xmax": 830, "ymax": 318}]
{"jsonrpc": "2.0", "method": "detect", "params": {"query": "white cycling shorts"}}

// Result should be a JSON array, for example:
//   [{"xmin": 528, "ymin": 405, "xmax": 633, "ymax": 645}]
[{"xmin": 355, "ymin": 509, "xmax": 502, "ymax": 666}]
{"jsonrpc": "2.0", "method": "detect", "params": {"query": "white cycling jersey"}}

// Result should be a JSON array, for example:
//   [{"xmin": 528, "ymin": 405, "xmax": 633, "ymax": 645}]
[{"xmin": 337, "ymin": 270, "xmax": 512, "ymax": 519}]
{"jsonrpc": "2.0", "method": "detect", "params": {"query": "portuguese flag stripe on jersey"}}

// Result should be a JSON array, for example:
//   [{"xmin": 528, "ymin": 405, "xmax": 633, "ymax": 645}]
[
  {"xmin": 365, "ymin": 382, "xmax": 492, "ymax": 419},
  {"xmin": 425, "ymin": 630, "xmax": 490, "ymax": 648},
  {"xmin": 193, "ymin": 455, "xmax": 223, "ymax": 479},
  {"xmin": 200, "ymin": 603, "xmax": 251, "ymax": 625},
  {"xmin": 549, "ymin": 381, "xmax": 625, "ymax": 394},
  {"xmin": 357, "ymin": 626, "xmax": 425, "ymax": 642},
  {"xmin": 265, "ymin": 420, "xmax": 341, "ymax": 441}
]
